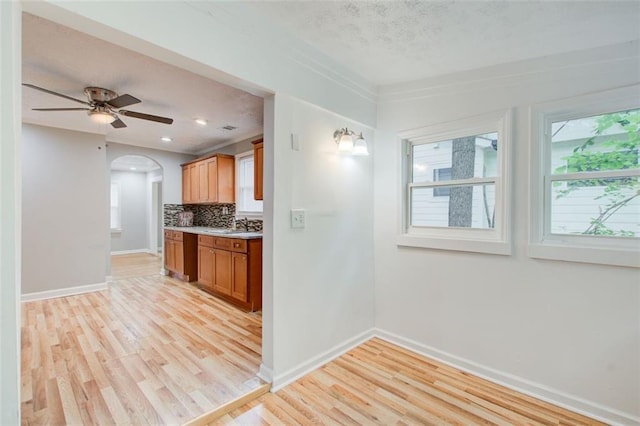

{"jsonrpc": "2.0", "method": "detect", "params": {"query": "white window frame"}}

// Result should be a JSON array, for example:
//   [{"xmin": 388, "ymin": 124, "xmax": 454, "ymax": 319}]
[
  {"xmin": 529, "ymin": 85, "xmax": 640, "ymax": 268},
  {"xmin": 397, "ymin": 109, "xmax": 512, "ymax": 255},
  {"xmin": 235, "ymin": 150, "xmax": 263, "ymax": 218},
  {"xmin": 110, "ymin": 181, "xmax": 122, "ymax": 233}
]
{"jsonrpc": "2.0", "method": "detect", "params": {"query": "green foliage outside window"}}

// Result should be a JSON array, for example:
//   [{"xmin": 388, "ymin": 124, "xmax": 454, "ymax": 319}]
[{"xmin": 554, "ymin": 110, "xmax": 639, "ymax": 237}]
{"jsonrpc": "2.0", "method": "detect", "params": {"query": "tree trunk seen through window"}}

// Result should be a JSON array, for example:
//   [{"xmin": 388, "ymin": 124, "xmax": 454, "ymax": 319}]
[{"xmin": 448, "ymin": 137, "xmax": 476, "ymax": 227}]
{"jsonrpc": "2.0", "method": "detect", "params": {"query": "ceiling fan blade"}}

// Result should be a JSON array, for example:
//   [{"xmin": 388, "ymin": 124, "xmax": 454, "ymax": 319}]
[
  {"xmin": 23, "ymin": 83, "xmax": 90, "ymax": 106},
  {"xmin": 106, "ymin": 94, "xmax": 140, "ymax": 109},
  {"xmin": 118, "ymin": 110, "xmax": 173, "ymax": 125},
  {"xmin": 111, "ymin": 118, "xmax": 127, "ymax": 128},
  {"xmin": 32, "ymin": 108, "xmax": 91, "ymax": 111}
]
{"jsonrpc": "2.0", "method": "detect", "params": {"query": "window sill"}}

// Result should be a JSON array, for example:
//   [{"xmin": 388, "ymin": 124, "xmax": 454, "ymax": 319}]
[
  {"xmin": 236, "ymin": 212, "xmax": 263, "ymax": 220},
  {"xmin": 397, "ymin": 234, "xmax": 511, "ymax": 255},
  {"xmin": 528, "ymin": 243, "xmax": 639, "ymax": 268}
]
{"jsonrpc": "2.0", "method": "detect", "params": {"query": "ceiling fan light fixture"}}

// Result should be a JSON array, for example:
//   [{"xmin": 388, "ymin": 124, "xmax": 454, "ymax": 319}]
[{"xmin": 88, "ymin": 110, "xmax": 116, "ymax": 124}]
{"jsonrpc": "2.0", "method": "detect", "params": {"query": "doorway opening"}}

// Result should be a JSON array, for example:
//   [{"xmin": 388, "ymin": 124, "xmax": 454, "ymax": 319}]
[{"xmin": 109, "ymin": 155, "xmax": 163, "ymax": 257}]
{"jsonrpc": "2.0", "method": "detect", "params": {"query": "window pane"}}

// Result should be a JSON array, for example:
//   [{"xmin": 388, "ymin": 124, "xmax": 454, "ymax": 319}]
[
  {"xmin": 551, "ymin": 108, "xmax": 640, "ymax": 175},
  {"xmin": 550, "ymin": 177, "xmax": 639, "ymax": 237},
  {"xmin": 411, "ymin": 132, "xmax": 498, "ymax": 183},
  {"xmin": 110, "ymin": 183, "xmax": 119, "ymax": 207},
  {"xmin": 411, "ymin": 184, "xmax": 496, "ymax": 229},
  {"xmin": 236, "ymin": 154, "xmax": 263, "ymax": 213}
]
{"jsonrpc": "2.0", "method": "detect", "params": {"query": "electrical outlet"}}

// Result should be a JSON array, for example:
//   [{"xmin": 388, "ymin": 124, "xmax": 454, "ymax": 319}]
[{"xmin": 291, "ymin": 209, "xmax": 305, "ymax": 229}]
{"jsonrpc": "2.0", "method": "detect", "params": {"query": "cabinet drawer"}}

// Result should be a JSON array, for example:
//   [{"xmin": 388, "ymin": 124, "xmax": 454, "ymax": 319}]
[
  {"xmin": 172, "ymin": 231, "xmax": 184, "ymax": 241},
  {"xmin": 164, "ymin": 230, "xmax": 173, "ymax": 239},
  {"xmin": 198, "ymin": 235, "xmax": 214, "ymax": 247},
  {"xmin": 213, "ymin": 237, "xmax": 247, "ymax": 253}
]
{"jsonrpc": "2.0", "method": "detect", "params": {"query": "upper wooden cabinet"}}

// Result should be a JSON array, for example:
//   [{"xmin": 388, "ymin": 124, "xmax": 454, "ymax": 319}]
[
  {"xmin": 182, "ymin": 154, "xmax": 235, "ymax": 204},
  {"xmin": 252, "ymin": 139, "xmax": 264, "ymax": 200}
]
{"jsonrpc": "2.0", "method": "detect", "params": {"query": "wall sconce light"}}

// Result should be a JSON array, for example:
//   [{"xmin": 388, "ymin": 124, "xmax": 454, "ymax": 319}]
[{"xmin": 333, "ymin": 128, "xmax": 369, "ymax": 156}]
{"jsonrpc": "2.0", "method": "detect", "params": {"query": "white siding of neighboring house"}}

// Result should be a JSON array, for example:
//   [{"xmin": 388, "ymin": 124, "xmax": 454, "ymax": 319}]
[
  {"xmin": 410, "ymin": 132, "xmax": 638, "ymax": 236},
  {"xmin": 411, "ymin": 138, "xmax": 497, "ymax": 228}
]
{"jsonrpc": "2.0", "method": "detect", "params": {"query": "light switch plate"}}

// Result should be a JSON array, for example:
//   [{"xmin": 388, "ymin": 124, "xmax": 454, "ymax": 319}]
[
  {"xmin": 291, "ymin": 209, "xmax": 305, "ymax": 229},
  {"xmin": 291, "ymin": 133, "xmax": 300, "ymax": 151}
]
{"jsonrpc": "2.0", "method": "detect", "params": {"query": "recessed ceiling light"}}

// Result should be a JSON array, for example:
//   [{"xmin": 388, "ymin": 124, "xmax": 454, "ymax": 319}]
[
  {"xmin": 195, "ymin": 118, "xmax": 207, "ymax": 126},
  {"xmin": 161, "ymin": 136, "xmax": 172, "ymax": 142},
  {"xmin": 130, "ymin": 167, "xmax": 137, "ymax": 171}
]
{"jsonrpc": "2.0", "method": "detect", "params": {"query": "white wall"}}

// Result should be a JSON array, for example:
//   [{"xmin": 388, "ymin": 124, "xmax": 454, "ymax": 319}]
[
  {"xmin": 0, "ymin": 2, "xmax": 21, "ymax": 423},
  {"xmin": 22, "ymin": 124, "xmax": 108, "ymax": 295},
  {"xmin": 110, "ymin": 170, "xmax": 148, "ymax": 253},
  {"xmin": 268, "ymin": 94, "xmax": 375, "ymax": 388},
  {"xmin": 374, "ymin": 42, "xmax": 640, "ymax": 423}
]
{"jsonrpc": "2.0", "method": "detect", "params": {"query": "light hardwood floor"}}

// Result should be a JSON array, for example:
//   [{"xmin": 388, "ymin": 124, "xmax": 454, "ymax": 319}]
[
  {"xmin": 21, "ymin": 253, "xmax": 262, "ymax": 425},
  {"xmin": 23, "ymin": 254, "xmax": 604, "ymax": 426},
  {"xmin": 213, "ymin": 338, "xmax": 604, "ymax": 426}
]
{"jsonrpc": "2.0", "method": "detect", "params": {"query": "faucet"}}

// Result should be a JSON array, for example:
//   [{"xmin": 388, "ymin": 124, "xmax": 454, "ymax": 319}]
[{"xmin": 231, "ymin": 217, "xmax": 237, "ymax": 230}]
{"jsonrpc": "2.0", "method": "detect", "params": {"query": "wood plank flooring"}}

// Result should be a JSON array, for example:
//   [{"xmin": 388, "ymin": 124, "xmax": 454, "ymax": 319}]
[
  {"xmin": 21, "ymin": 253, "xmax": 263, "ymax": 425},
  {"xmin": 213, "ymin": 338, "xmax": 604, "ymax": 426}
]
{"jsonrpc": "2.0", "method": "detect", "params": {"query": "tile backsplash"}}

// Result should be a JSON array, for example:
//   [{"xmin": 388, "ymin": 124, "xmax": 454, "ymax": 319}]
[
  {"xmin": 163, "ymin": 204, "xmax": 184, "ymax": 227},
  {"xmin": 164, "ymin": 203, "xmax": 262, "ymax": 232}
]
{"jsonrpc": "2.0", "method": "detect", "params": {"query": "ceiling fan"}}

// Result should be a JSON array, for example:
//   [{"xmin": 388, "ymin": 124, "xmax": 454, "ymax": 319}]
[{"xmin": 23, "ymin": 83, "xmax": 174, "ymax": 128}]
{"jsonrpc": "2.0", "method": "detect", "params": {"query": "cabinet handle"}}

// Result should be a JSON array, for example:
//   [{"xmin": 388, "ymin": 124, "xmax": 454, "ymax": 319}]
[{"xmin": 234, "ymin": 243, "xmax": 239, "ymax": 247}]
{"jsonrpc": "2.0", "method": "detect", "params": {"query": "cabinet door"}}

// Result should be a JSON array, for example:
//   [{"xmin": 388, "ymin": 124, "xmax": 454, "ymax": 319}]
[
  {"xmin": 231, "ymin": 252, "xmax": 248, "ymax": 302},
  {"xmin": 174, "ymin": 241, "xmax": 184, "ymax": 274},
  {"xmin": 182, "ymin": 167, "xmax": 191, "ymax": 204},
  {"xmin": 189, "ymin": 163, "xmax": 198, "ymax": 203},
  {"xmin": 213, "ymin": 249, "xmax": 231, "ymax": 295},
  {"xmin": 164, "ymin": 239, "xmax": 172, "ymax": 270},
  {"xmin": 198, "ymin": 245, "xmax": 214, "ymax": 290},
  {"xmin": 198, "ymin": 161, "xmax": 208, "ymax": 203},
  {"xmin": 253, "ymin": 141, "xmax": 264, "ymax": 200},
  {"xmin": 217, "ymin": 156, "xmax": 235, "ymax": 203},
  {"xmin": 206, "ymin": 157, "xmax": 218, "ymax": 202}
]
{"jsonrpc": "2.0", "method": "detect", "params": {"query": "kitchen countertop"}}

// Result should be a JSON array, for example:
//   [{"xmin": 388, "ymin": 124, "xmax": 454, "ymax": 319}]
[{"xmin": 164, "ymin": 226, "xmax": 263, "ymax": 240}]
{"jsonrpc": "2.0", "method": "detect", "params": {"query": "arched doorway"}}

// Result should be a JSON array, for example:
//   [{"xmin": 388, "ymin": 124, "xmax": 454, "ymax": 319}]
[{"xmin": 109, "ymin": 155, "xmax": 163, "ymax": 256}]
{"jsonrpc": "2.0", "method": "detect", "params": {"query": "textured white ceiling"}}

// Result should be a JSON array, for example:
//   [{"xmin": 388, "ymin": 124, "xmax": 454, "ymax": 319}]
[
  {"xmin": 22, "ymin": 13, "xmax": 264, "ymax": 154},
  {"xmin": 246, "ymin": 0, "xmax": 640, "ymax": 85},
  {"xmin": 22, "ymin": 2, "xmax": 639, "ymax": 154}
]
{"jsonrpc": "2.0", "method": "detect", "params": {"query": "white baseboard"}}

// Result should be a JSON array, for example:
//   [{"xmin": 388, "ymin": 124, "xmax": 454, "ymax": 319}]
[
  {"xmin": 21, "ymin": 282, "xmax": 108, "ymax": 302},
  {"xmin": 271, "ymin": 328, "xmax": 375, "ymax": 392},
  {"xmin": 257, "ymin": 364, "xmax": 273, "ymax": 384},
  {"xmin": 374, "ymin": 328, "xmax": 639, "ymax": 426},
  {"xmin": 110, "ymin": 249, "xmax": 151, "ymax": 256}
]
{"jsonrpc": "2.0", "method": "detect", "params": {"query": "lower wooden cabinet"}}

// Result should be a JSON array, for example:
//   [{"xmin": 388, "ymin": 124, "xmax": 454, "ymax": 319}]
[
  {"xmin": 197, "ymin": 244, "xmax": 214, "ymax": 289},
  {"xmin": 231, "ymin": 252, "xmax": 248, "ymax": 302},
  {"xmin": 164, "ymin": 230, "xmax": 197, "ymax": 282},
  {"xmin": 197, "ymin": 234, "xmax": 262, "ymax": 311},
  {"xmin": 213, "ymin": 249, "xmax": 232, "ymax": 296}
]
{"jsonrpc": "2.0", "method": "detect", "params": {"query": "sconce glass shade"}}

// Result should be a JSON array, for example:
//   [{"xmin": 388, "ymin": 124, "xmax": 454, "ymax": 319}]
[
  {"xmin": 352, "ymin": 134, "xmax": 368, "ymax": 156},
  {"xmin": 337, "ymin": 133, "xmax": 354, "ymax": 153},
  {"xmin": 89, "ymin": 110, "xmax": 116, "ymax": 124}
]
